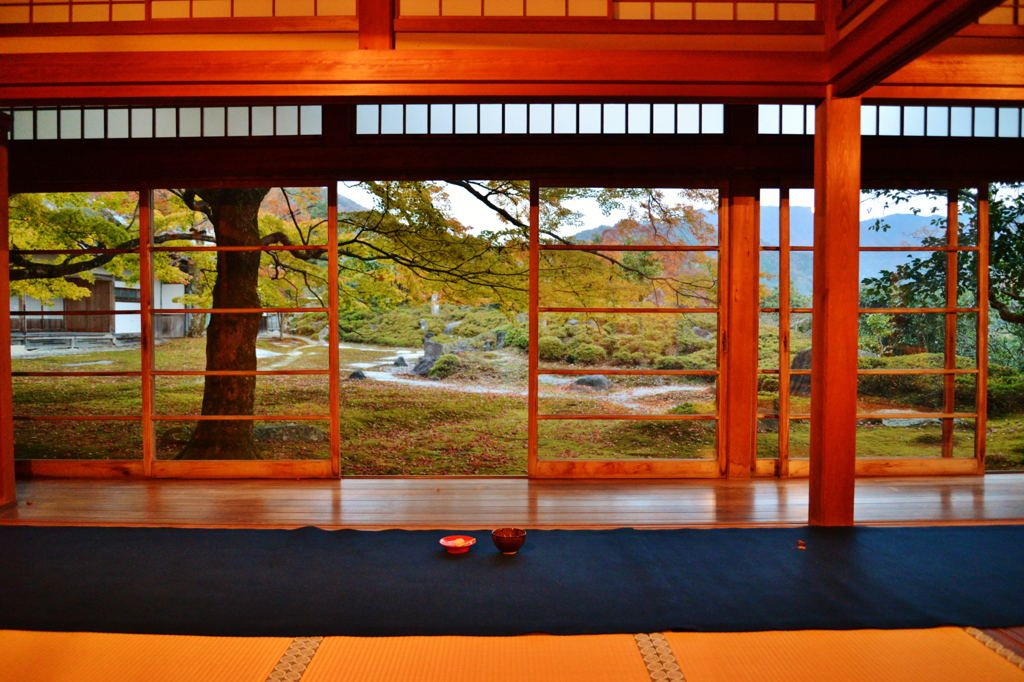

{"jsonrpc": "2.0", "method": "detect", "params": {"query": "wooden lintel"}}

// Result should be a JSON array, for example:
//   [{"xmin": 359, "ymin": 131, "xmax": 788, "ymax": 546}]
[
  {"xmin": 829, "ymin": 0, "xmax": 1006, "ymax": 97},
  {"xmin": 0, "ymin": 50, "xmax": 827, "ymax": 103},
  {"xmin": 809, "ymin": 86, "xmax": 860, "ymax": 527},
  {"xmin": 867, "ymin": 52, "xmax": 1024, "ymax": 101}
]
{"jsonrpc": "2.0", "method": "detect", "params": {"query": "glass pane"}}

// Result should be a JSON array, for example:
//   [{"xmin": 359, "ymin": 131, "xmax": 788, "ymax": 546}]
[
  {"xmin": 926, "ymin": 106, "xmax": 948, "ymax": 136},
  {"xmin": 15, "ymin": 421, "xmax": 142, "ymax": 460},
  {"xmin": 83, "ymin": 109, "xmax": 105, "ymax": 139},
  {"xmin": 653, "ymin": 103, "xmax": 675, "ymax": 134},
  {"xmin": 701, "ymin": 104, "xmax": 723, "ymax": 134},
  {"xmin": 781, "ymin": 104, "xmax": 803, "ymax": 134},
  {"xmin": 60, "ymin": 109, "xmax": 82, "ymax": 139},
  {"xmin": 878, "ymin": 105, "xmax": 901, "ymax": 135},
  {"xmin": 677, "ymin": 104, "xmax": 699, "ymax": 134},
  {"xmin": 227, "ymin": 107, "xmax": 249, "ymax": 137},
  {"xmin": 505, "ymin": 103, "xmax": 527, "ymax": 134},
  {"xmin": 855, "ymin": 418, "xmax": 965, "ymax": 458},
  {"xmin": 578, "ymin": 103, "xmax": 601, "ymax": 134},
  {"xmin": 759, "ymin": 189, "xmax": 780, "ymax": 246},
  {"xmin": 554, "ymin": 103, "xmax": 576, "ymax": 134},
  {"xmin": 545, "ymin": 187, "xmax": 719, "ymax": 247},
  {"xmin": 950, "ymin": 107, "xmax": 972, "ymax": 137},
  {"xmin": 202, "ymin": 107, "xmax": 224, "ymax": 137},
  {"xmin": 36, "ymin": 110, "xmax": 58, "ymax": 140},
  {"xmin": 790, "ymin": 251, "xmax": 813, "ymax": 307},
  {"xmin": 538, "ymin": 312, "xmax": 718, "ymax": 371},
  {"xmin": 974, "ymin": 107, "xmax": 996, "ymax": 137},
  {"xmin": 758, "ymin": 312, "xmax": 780, "ymax": 369},
  {"xmin": 479, "ymin": 103, "xmax": 502, "ymax": 133},
  {"xmin": 903, "ymin": 106, "xmax": 924, "ymax": 136},
  {"xmin": 154, "ymin": 375, "xmax": 329, "ymax": 416},
  {"xmin": 998, "ymin": 107, "xmax": 1020, "ymax": 138},
  {"xmin": 537, "ymin": 419, "xmax": 716, "ymax": 460},
  {"xmin": 529, "ymin": 103, "xmax": 552, "ymax": 134},
  {"xmin": 788, "ymin": 312, "xmax": 813, "ymax": 370},
  {"xmin": 379, "ymin": 104, "xmax": 403, "ymax": 134},
  {"xmin": 540, "ymin": 250, "xmax": 718, "ymax": 309},
  {"xmin": 538, "ymin": 374, "xmax": 716, "ymax": 416},
  {"xmin": 856, "ymin": 313, "xmax": 947, "ymax": 362},
  {"xmin": 861, "ymin": 105, "xmax": 877, "ymax": 135},
  {"xmin": 603, "ymin": 103, "xmax": 625, "ymax": 134},
  {"xmin": 179, "ymin": 108, "xmax": 201, "ymax": 137},
  {"xmin": 860, "ymin": 197, "xmax": 947, "ymax": 247},
  {"xmin": 430, "ymin": 104, "xmax": 453, "ymax": 134},
  {"xmin": 627, "ymin": 103, "xmax": 650, "ymax": 134},
  {"xmin": 758, "ymin": 104, "xmax": 780, "ymax": 135},
  {"xmin": 299, "ymin": 105, "xmax": 322, "ymax": 135},
  {"xmin": 107, "ymin": 109, "xmax": 129, "ymax": 139},
  {"xmin": 275, "ymin": 106, "xmax": 299, "ymax": 136},
  {"xmin": 251, "ymin": 106, "xmax": 274, "ymax": 136},
  {"xmin": 789, "ymin": 418, "xmax": 810, "ymax": 459},
  {"xmin": 858, "ymin": 373, "xmax": 944, "ymax": 413},
  {"xmin": 403, "ymin": 104, "xmax": 427, "ymax": 134},
  {"xmin": 759, "ymin": 255, "xmax": 780, "ymax": 308},
  {"xmin": 14, "ymin": 376, "xmax": 141, "ymax": 416},
  {"xmin": 13, "ymin": 110, "xmax": 33, "ymax": 140},
  {"xmin": 154, "ymin": 332, "xmax": 329, "ymax": 371},
  {"xmin": 859, "ymin": 251, "xmax": 946, "ymax": 308},
  {"xmin": 455, "ymin": 103, "xmax": 477, "ymax": 134},
  {"xmin": 789, "ymin": 189, "xmax": 814, "ymax": 245},
  {"xmin": 156, "ymin": 418, "xmax": 329, "ymax": 461}
]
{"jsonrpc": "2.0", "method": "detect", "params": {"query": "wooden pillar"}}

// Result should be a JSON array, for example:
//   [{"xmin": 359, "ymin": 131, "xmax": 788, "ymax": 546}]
[
  {"xmin": 358, "ymin": 0, "xmax": 394, "ymax": 49},
  {"xmin": 809, "ymin": 86, "xmax": 861, "ymax": 527},
  {"xmin": 527, "ymin": 181, "xmax": 539, "ymax": 478},
  {"xmin": 328, "ymin": 183, "xmax": 341, "ymax": 478},
  {"xmin": 140, "ymin": 190, "xmax": 155, "ymax": 477},
  {"xmin": 0, "ymin": 112, "xmax": 14, "ymax": 508},
  {"xmin": 975, "ymin": 185, "xmax": 989, "ymax": 473},
  {"xmin": 724, "ymin": 177, "xmax": 759, "ymax": 478}
]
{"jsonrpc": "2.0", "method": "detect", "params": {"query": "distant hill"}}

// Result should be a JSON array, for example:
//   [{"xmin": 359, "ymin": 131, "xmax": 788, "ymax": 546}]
[
  {"xmin": 568, "ymin": 208, "xmax": 945, "ymax": 299},
  {"xmin": 338, "ymin": 195, "xmax": 368, "ymax": 214}
]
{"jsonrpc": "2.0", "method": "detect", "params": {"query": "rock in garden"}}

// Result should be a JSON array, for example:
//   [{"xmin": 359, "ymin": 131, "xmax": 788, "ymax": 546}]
[
  {"xmin": 349, "ymin": 370, "xmax": 367, "ymax": 380},
  {"xmin": 393, "ymin": 356, "xmax": 408, "ymax": 367},
  {"xmin": 790, "ymin": 348, "xmax": 812, "ymax": 396},
  {"xmin": 444, "ymin": 320, "xmax": 462, "ymax": 334},
  {"xmin": 567, "ymin": 319, "xmax": 579, "ymax": 326},
  {"xmin": 253, "ymin": 423, "xmax": 326, "ymax": 443},
  {"xmin": 412, "ymin": 355, "xmax": 438, "ymax": 376},
  {"xmin": 574, "ymin": 375, "xmax": 611, "ymax": 390},
  {"xmin": 586, "ymin": 320, "xmax": 598, "ymax": 328},
  {"xmin": 159, "ymin": 425, "xmax": 193, "ymax": 445},
  {"xmin": 424, "ymin": 332, "xmax": 435, "ymax": 340},
  {"xmin": 495, "ymin": 330, "xmax": 506, "ymax": 349},
  {"xmin": 368, "ymin": 325, "xmax": 379, "ymax": 331},
  {"xmin": 483, "ymin": 340, "xmax": 493, "ymax": 351},
  {"xmin": 423, "ymin": 339, "xmax": 444, "ymax": 358},
  {"xmin": 317, "ymin": 326, "xmax": 330, "ymax": 342},
  {"xmin": 858, "ymin": 349, "xmax": 878, "ymax": 358},
  {"xmin": 692, "ymin": 326, "xmax": 713, "ymax": 340},
  {"xmin": 420, "ymin": 319, "xmax": 429, "ymax": 331}
]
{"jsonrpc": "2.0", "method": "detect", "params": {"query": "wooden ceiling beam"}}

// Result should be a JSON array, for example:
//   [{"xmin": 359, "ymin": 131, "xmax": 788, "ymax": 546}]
[
  {"xmin": 0, "ymin": 50, "xmax": 827, "ymax": 103},
  {"xmin": 866, "ymin": 52, "xmax": 1024, "ymax": 101},
  {"xmin": 829, "ymin": 0, "xmax": 1005, "ymax": 98}
]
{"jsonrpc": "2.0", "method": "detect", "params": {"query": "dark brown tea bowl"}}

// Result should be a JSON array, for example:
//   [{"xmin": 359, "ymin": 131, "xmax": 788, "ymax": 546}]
[{"xmin": 492, "ymin": 528, "xmax": 527, "ymax": 555}]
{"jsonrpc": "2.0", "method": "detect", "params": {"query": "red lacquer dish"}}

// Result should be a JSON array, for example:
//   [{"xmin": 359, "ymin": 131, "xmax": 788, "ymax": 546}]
[{"xmin": 440, "ymin": 536, "xmax": 477, "ymax": 554}]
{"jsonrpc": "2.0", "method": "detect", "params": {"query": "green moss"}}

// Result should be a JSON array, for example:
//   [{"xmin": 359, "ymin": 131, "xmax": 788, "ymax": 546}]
[
  {"xmin": 429, "ymin": 353, "xmax": 461, "ymax": 380},
  {"xmin": 538, "ymin": 336, "xmax": 566, "ymax": 361}
]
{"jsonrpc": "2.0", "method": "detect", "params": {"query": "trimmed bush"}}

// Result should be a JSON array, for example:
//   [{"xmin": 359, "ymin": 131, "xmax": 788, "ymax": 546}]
[
  {"xmin": 538, "ymin": 336, "xmax": 566, "ymax": 362},
  {"xmin": 428, "ymin": 353, "xmax": 461, "ymax": 380},
  {"xmin": 571, "ymin": 343, "xmax": 607, "ymax": 365}
]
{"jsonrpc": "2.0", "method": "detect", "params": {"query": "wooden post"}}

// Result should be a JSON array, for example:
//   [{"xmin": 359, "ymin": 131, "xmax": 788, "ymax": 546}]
[
  {"xmin": 942, "ymin": 190, "xmax": 958, "ymax": 458},
  {"xmin": 328, "ymin": 183, "xmax": 341, "ymax": 478},
  {"xmin": 140, "ymin": 189, "xmax": 155, "ymax": 477},
  {"xmin": 724, "ymin": 177, "xmax": 759, "ymax": 478},
  {"xmin": 528, "ymin": 181, "xmax": 539, "ymax": 478},
  {"xmin": 809, "ymin": 86, "xmax": 861, "ymax": 527},
  {"xmin": 358, "ymin": 0, "xmax": 394, "ymax": 49},
  {"xmin": 975, "ymin": 184, "xmax": 989, "ymax": 473},
  {"xmin": 777, "ymin": 187, "xmax": 791, "ymax": 478},
  {"xmin": 0, "ymin": 112, "xmax": 13, "ymax": 508}
]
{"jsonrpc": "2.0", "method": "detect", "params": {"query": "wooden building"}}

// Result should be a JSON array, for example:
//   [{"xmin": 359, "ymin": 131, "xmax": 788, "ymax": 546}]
[{"xmin": 2, "ymin": 0, "xmax": 1024, "ymax": 531}]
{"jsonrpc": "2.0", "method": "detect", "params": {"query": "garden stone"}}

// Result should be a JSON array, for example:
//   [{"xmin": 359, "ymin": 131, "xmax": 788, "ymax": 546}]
[
  {"xmin": 567, "ymin": 319, "xmax": 579, "ymax": 326},
  {"xmin": 393, "ymin": 356, "xmax": 408, "ymax": 367},
  {"xmin": 348, "ymin": 370, "xmax": 367, "ymax": 380},
  {"xmin": 586, "ymin": 320, "xmax": 598, "ymax": 328},
  {"xmin": 858, "ymin": 349, "xmax": 878, "ymax": 358},
  {"xmin": 484, "ymin": 340, "xmax": 493, "ymax": 351},
  {"xmin": 412, "ymin": 355, "xmax": 438, "ymax": 376},
  {"xmin": 159, "ymin": 425, "xmax": 193, "ymax": 445},
  {"xmin": 368, "ymin": 325, "xmax": 379, "ymax": 331},
  {"xmin": 444, "ymin": 321, "xmax": 462, "ymax": 334},
  {"xmin": 692, "ymin": 326, "xmax": 713, "ymax": 340},
  {"xmin": 495, "ymin": 330, "xmax": 506, "ymax": 349},
  {"xmin": 424, "ymin": 340, "xmax": 444, "ymax": 358},
  {"xmin": 574, "ymin": 375, "xmax": 611, "ymax": 390},
  {"xmin": 790, "ymin": 348, "xmax": 812, "ymax": 396},
  {"xmin": 420, "ymin": 319, "xmax": 429, "ymax": 331},
  {"xmin": 424, "ymin": 332, "xmax": 435, "ymax": 341},
  {"xmin": 317, "ymin": 325, "xmax": 330, "ymax": 342},
  {"xmin": 253, "ymin": 423, "xmax": 326, "ymax": 443}
]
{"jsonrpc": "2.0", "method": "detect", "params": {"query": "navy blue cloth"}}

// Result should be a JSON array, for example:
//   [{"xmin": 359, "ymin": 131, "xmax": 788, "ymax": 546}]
[{"xmin": 0, "ymin": 525, "xmax": 1022, "ymax": 636}]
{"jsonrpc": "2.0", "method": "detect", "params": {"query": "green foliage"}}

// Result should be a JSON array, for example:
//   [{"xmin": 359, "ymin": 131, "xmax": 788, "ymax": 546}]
[
  {"xmin": 538, "ymin": 336, "xmax": 566, "ymax": 362},
  {"xmin": 429, "ymin": 353, "xmax": 462, "ymax": 380},
  {"xmin": 570, "ymin": 343, "xmax": 607, "ymax": 365},
  {"xmin": 501, "ymin": 322, "xmax": 530, "ymax": 350}
]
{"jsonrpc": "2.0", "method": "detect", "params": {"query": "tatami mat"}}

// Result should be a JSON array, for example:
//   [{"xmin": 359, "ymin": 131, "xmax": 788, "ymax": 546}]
[
  {"xmin": 0, "ymin": 630, "xmax": 292, "ymax": 682},
  {"xmin": 301, "ymin": 633, "xmax": 650, "ymax": 682},
  {"xmin": 665, "ymin": 627, "xmax": 1024, "ymax": 682}
]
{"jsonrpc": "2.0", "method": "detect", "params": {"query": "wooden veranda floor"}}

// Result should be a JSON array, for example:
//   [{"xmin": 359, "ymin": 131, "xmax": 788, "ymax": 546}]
[{"xmin": 2, "ymin": 473, "xmax": 1023, "ymax": 529}]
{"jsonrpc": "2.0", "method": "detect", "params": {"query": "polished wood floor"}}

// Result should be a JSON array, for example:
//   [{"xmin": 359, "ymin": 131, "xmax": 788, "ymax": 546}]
[{"xmin": 1, "ymin": 474, "xmax": 1023, "ymax": 529}]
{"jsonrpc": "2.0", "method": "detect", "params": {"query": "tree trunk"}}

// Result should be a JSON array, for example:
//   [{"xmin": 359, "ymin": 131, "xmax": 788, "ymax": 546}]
[{"xmin": 177, "ymin": 188, "xmax": 270, "ymax": 460}]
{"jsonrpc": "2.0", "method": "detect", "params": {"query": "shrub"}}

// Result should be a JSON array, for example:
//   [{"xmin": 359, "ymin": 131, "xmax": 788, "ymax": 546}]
[
  {"xmin": 538, "ymin": 336, "xmax": 566, "ymax": 362},
  {"xmin": 501, "ymin": 322, "xmax": 529, "ymax": 350},
  {"xmin": 612, "ymin": 350, "xmax": 634, "ymax": 366},
  {"xmin": 758, "ymin": 375, "xmax": 780, "ymax": 393},
  {"xmin": 429, "ymin": 353, "xmax": 461, "ymax": 380},
  {"xmin": 571, "ymin": 343, "xmax": 607, "ymax": 365}
]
